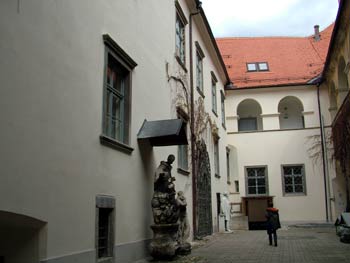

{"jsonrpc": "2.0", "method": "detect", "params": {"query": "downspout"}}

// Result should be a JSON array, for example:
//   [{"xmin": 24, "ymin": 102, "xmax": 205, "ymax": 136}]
[
  {"xmin": 317, "ymin": 83, "xmax": 330, "ymax": 222},
  {"xmin": 189, "ymin": 3, "xmax": 201, "ymax": 239}
]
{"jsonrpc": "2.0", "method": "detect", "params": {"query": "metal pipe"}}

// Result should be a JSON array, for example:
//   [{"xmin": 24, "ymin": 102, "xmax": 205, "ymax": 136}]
[
  {"xmin": 189, "ymin": 7, "xmax": 201, "ymax": 239},
  {"xmin": 317, "ymin": 84, "xmax": 329, "ymax": 222}
]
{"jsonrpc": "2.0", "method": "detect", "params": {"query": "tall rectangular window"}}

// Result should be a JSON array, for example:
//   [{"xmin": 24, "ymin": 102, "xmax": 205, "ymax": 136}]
[
  {"xmin": 214, "ymin": 140, "xmax": 220, "ymax": 178},
  {"xmin": 226, "ymin": 147, "xmax": 231, "ymax": 184},
  {"xmin": 175, "ymin": 1, "xmax": 187, "ymax": 66},
  {"xmin": 178, "ymin": 144, "xmax": 188, "ymax": 171},
  {"xmin": 211, "ymin": 72, "xmax": 217, "ymax": 114},
  {"xmin": 102, "ymin": 35, "xmax": 137, "ymax": 149},
  {"xmin": 96, "ymin": 195, "xmax": 115, "ymax": 262},
  {"xmin": 195, "ymin": 42, "xmax": 205, "ymax": 96},
  {"xmin": 196, "ymin": 52, "xmax": 203, "ymax": 93},
  {"xmin": 221, "ymin": 91, "xmax": 226, "ymax": 127},
  {"xmin": 246, "ymin": 166, "xmax": 268, "ymax": 195},
  {"xmin": 282, "ymin": 165, "xmax": 306, "ymax": 195}
]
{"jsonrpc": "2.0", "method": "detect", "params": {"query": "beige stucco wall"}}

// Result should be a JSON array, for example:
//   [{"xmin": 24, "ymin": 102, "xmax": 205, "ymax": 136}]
[{"xmin": 0, "ymin": 0, "xmax": 230, "ymax": 261}]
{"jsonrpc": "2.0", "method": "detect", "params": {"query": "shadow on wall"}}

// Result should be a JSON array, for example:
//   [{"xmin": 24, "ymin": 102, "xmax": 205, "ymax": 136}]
[
  {"xmin": 0, "ymin": 211, "xmax": 47, "ymax": 263},
  {"xmin": 138, "ymin": 140, "xmax": 156, "ymax": 239}
]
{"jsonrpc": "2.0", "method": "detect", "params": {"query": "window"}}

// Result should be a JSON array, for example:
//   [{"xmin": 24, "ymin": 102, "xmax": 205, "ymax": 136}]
[
  {"xmin": 196, "ymin": 42, "xmax": 205, "ymax": 96},
  {"xmin": 96, "ymin": 195, "xmax": 115, "ymax": 262},
  {"xmin": 234, "ymin": 180, "xmax": 239, "ymax": 193},
  {"xmin": 238, "ymin": 117, "xmax": 257, "ymax": 131},
  {"xmin": 211, "ymin": 72, "xmax": 217, "ymax": 114},
  {"xmin": 101, "ymin": 35, "xmax": 137, "ymax": 153},
  {"xmin": 226, "ymin": 147, "xmax": 231, "ymax": 184},
  {"xmin": 214, "ymin": 140, "xmax": 220, "ymax": 178},
  {"xmin": 175, "ymin": 2, "xmax": 187, "ymax": 66},
  {"xmin": 178, "ymin": 144, "xmax": 188, "ymax": 172},
  {"xmin": 221, "ymin": 90, "xmax": 226, "ymax": 128},
  {"xmin": 247, "ymin": 62, "xmax": 269, "ymax": 72},
  {"xmin": 282, "ymin": 165, "xmax": 306, "ymax": 195},
  {"xmin": 246, "ymin": 166, "xmax": 268, "ymax": 195}
]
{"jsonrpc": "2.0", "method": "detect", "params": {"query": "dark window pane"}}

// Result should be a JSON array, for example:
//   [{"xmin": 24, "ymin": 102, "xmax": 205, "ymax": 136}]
[
  {"xmin": 258, "ymin": 187, "xmax": 266, "ymax": 194},
  {"xmin": 257, "ymin": 178, "xmax": 265, "ymax": 186},
  {"xmin": 248, "ymin": 178, "xmax": 256, "ymax": 186},
  {"xmin": 285, "ymin": 185, "xmax": 293, "ymax": 193},
  {"xmin": 295, "ymin": 185, "xmax": 304, "ymax": 193},
  {"xmin": 248, "ymin": 187, "xmax": 257, "ymax": 195}
]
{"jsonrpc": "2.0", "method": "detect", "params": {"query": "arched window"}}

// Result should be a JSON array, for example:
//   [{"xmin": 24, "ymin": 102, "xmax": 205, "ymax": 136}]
[
  {"xmin": 338, "ymin": 57, "xmax": 349, "ymax": 104},
  {"xmin": 278, "ymin": 96, "xmax": 304, "ymax": 129},
  {"xmin": 237, "ymin": 99, "xmax": 263, "ymax": 131}
]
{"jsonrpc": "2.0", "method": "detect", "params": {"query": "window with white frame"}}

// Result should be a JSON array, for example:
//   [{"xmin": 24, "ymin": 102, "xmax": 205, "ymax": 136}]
[
  {"xmin": 246, "ymin": 166, "xmax": 268, "ymax": 195},
  {"xmin": 247, "ymin": 62, "xmax": 269, "ymax": 72},
  {"xmin": 102, "ymin": 35, "xmax": 137, "ymax": 148},
  {"xmin": 282, "ymin": 165, "xmax": 306, "ymax": 195},
  {"xmin": 175, "ymin": 2, "xmax": 187, "ymax": 66}
]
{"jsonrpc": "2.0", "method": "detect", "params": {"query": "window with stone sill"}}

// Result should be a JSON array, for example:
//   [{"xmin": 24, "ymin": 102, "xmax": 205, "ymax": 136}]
[
  {"xmin": 101, "ymin": 35, "xmax": 137, "ymax": 153},
  {"xmin": 96, "ymin": 195, "xmax": 115, "ymax": 262},
  {"xmin": 282, "ymin": 164, "xmax": 306, "ymax": 195},
  {"xmin": 245, "ymin": 166, "xmax": 268, "ymax": 196}
]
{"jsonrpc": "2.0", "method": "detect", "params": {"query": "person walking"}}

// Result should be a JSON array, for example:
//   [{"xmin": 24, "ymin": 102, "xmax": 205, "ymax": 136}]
[{"xmin": 265, "ymin": 202, "xmax": 281, "ymax": 247}]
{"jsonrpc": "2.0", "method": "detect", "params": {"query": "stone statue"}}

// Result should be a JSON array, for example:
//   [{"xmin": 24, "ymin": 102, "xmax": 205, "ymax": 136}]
[
  {"xmin": 221, "ymin": 192, "xmax": 232, "ymax": 232},
  {"xmin": 176, "ymin": 191, "xmax": 191, "ymax": 254},
  {"xmin": 151, "ymin": 154, "xmax": 179, "ymax": 224},
  {"xmin": 150, "ymin": 155, "xmax": 184, "ymax": 259}
]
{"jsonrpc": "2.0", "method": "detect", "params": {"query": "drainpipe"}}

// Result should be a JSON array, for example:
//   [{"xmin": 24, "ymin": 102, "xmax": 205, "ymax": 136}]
[
  {"xmin": 317, "ymin": 84, "xmax": 330, "ymax": 222},
  {"xmin": 189, "ymin": 2, "xmax": 201, "ymax": 239}
]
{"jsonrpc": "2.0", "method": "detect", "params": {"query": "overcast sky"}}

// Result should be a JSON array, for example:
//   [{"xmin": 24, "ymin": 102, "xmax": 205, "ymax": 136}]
[{"xmin": 201, "ymin": 0, "xmax": 339, "ymax": 37}]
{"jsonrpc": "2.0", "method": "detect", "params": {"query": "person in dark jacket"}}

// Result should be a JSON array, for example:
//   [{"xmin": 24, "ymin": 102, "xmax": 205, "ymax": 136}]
[{"xmin": 265, "ymin": 202, "xmax": 281, "ymax": 246}]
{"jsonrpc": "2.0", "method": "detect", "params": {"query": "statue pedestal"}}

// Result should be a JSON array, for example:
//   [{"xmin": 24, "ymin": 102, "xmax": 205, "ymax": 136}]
[{"xmin": 150, "ymin": 223, "xmax": 179, "ymax": 259}]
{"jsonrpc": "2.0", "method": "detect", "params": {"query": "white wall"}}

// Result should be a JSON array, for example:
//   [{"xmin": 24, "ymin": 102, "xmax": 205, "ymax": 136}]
[{"xmin": 225, "ymin": 85, "xmax": 333, "ymax": 222}]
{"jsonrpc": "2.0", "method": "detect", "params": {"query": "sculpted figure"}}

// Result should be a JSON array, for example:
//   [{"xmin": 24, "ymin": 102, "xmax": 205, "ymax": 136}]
[
  {"xmin": 176, "ymin": 191, "xmax": 190, "ymax": 244},
  {"xmin": 221, "ymin": 192, "xmax": 232, "ymax": 232},
  {"xmin": 151, "ymin": 155, "xmax": 179, "ymax": 224}
]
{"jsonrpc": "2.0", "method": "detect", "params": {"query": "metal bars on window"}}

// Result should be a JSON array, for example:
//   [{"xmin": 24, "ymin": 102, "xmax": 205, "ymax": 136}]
[
  {"xmin": 282, "ymin": 165, "xmax": 306, "ymax": 195},
  {"xmin": 246, "ymin": 166, "xmax": 267, "ymax": 195}
]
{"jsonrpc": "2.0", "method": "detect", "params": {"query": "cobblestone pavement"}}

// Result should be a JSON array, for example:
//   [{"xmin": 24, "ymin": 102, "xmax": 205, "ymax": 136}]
[{"xmin": 135, "ymin": 226, "xmax": 350, "ymax": 263}]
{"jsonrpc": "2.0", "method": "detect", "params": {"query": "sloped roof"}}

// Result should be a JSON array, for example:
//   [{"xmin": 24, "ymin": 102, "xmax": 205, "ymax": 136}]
[{"xmin": 216, "ymin": 24, "xmax": 334, "ymax": 89}]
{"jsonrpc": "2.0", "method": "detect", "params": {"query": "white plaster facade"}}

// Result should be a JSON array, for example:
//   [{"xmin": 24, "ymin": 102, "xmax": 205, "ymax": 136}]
[
  {"xmin": 0, "ymin": 0, "xmax": 230, "ymax": 262},
  {"xmin": 225, "ymin": 85, "xmax": 337, "ymax": 224}
]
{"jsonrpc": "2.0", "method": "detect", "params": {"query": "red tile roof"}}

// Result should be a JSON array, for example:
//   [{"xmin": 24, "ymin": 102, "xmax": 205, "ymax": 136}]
[{"xmin": 216, "ymin": 24, "xmax": 334, "ymax": 89}]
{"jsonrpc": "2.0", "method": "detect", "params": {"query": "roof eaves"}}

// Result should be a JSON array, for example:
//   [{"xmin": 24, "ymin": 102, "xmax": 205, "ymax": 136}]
[
  {"xmin": 198, "ymin": 6, "xmax": 231, "ymax": 86},
  {"xmin": 321, "ymin": 0, "xmax": 345, "ymax": 83}
]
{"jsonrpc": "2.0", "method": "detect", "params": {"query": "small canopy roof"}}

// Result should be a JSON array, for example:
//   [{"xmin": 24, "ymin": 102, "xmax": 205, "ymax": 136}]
[{"xmin": 137, "ymin": 119, "xmax": 188, "ymax": 146}]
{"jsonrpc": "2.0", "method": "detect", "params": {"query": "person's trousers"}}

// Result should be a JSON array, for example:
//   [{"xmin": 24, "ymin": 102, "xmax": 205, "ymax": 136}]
[{"xmin": 268, "ymin": 229, "xmax": 277, "ymax": 246}]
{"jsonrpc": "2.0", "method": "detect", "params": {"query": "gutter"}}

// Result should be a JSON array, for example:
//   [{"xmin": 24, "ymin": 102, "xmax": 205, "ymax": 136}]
[{"xmin": 317, "ymin": 84, "xmax": 330, "ymax": 222}]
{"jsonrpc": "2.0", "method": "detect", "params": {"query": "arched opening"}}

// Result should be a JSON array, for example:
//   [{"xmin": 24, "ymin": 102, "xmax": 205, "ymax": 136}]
[
  {"xmin": 0, "ymin": 211, "xmax": 46, "ymax": 263},
  {"xmin": 329, "ymin": 81, "xmax": 338, "ymax": 120},
  {"xmin": 237, "ymin": 99, "xmax": 263, "ymax": 132},
  {"xmin": 278, "ymin": 96, "xmax": 304, "ymax": 129},
  {"xmin": 338, "ymin": 57, "xmax": 349, "ymax": 104}
]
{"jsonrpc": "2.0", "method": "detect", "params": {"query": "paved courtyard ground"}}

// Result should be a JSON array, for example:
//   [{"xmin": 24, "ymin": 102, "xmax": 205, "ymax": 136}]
[{"xmin": 136, "ymin": 226, "xmax": 350, "ymax": 263}]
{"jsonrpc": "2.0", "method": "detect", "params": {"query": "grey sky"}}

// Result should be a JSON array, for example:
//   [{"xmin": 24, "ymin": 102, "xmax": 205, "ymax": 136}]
[{"xmin": 201, "ymin": 0, "xmax": 339, "ymax": 37}]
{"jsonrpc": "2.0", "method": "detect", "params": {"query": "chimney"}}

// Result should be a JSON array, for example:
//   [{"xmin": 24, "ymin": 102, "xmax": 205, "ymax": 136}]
[{"xmin": 314, "ymin": 25, "xmax": 320, "ymax": 41}]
